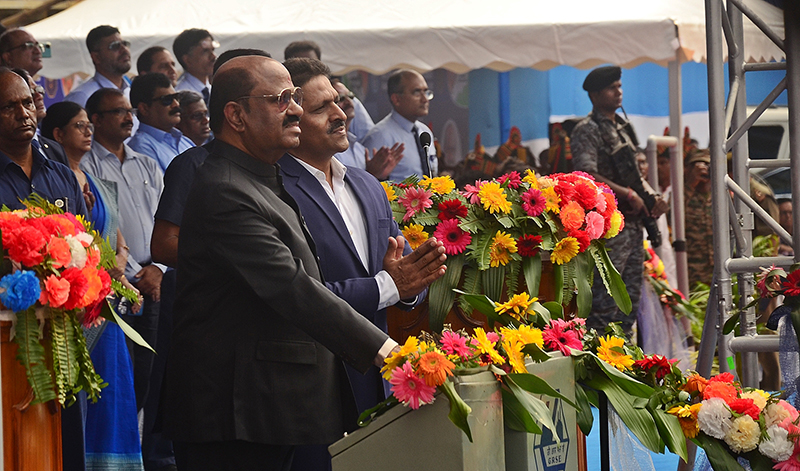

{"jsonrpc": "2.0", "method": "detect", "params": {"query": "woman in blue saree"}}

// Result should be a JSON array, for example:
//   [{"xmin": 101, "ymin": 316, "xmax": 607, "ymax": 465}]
[{"xmin": 42, "ymin": 101, "xmax": 144, "ymax": 471}]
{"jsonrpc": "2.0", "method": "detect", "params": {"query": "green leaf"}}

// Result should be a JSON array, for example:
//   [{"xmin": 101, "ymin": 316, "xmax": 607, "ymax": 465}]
[
  {"xmin": 496, "ymin": 215, "xmax": 514, "ymax": 228},
  {"xmin": 507, "ymin": 373, "xmax": 579, "ymax": 410},
  {"xmin": 584, "ymin": 376, "xmax": 663, "ymax": 454},
  {"xmin": 100, "ymin": 301, "xmax": 155, "ymax": 352},
  {"xmin": 742, "ymin": 449, "xmax": 780, "ymax": 471},
  {"xmin": 723, "ymin": 313, "xmax": 740, "ymax": 335},
  {"xmin": 574, "ymin": 384, "xmax": 594, "ymax": 435},
  {"xmin": 456, "ymin": 266, "xmax": 482, "ymax": 313},
  {"xmin": 49, "ymin": 310, "xmax": 78, "ymax": 405},
  {"xmin": 14, "ymin": 307, "xmax": 56, "ymax": 404},
  {"xmin": 691, "ymin": 433, "xmax": 745, "ymax": 471},
  {"xmin": 357, "ymin": 395, "xmax": 400, "ymax": 427},
  {"xmin": 573, "ymin": 252, "xmax": 594, "ymax": 318},
  {"xmin": 505, "ymin": 375, "xmax": 560, "ymax": 440},
  {"xmin": 483, "ymin": 266, "xmax": 505, "ymax": 302},
  {"xmin": 522, "ymin": 255, "xmax": 542, "ymax": 297},
  {"xmin": 650, "ymin": 406, "xmax": 688, "ymax": 461},
  {"xmin": 502, "ymin": 387, "xmax": 542, "ymax": 433},
  {"xmin": 589, "ymin": 244, "xmax": 632, "ymax": 314},
  {"xmin": 531, "ymin": 302, "xmax": 552, "ymax": 325},
  {"xmin": 521, "ymin": 343, "xmax": 553, "ymax": 363},
  {"xmin": 593, "ymin": 355, "xmax": 654, "ymax": 398},
  {"xmin": 542, "ymin": 301, "xmax": 563, "ymax": 321},
  {"xmin": 552, "ymin": 262, "xmax": 564, "ymax": 304},
  {"xmin": 506, "ymin": 261, "xmax": 520, "ymax": 299},
  {"xmin": 428, "ymin": 255, "xmax": 464, "ymax": 333},
  {"xmin": 440, "ymin": 379, "xmax": 473, "ymax": 442},
  {"xmin": 412, "ymin": 212, "xmax": 441, "ymax": 226},
  {"xmin": 68, "ymin": 314, "xmax": 105, "ymax": 404}
]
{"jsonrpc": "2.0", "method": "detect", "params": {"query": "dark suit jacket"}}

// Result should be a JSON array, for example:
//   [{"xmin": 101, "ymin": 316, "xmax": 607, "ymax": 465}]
[
  {"xmin": 165, "ymin": 141, "xmax": 388, "ymax": 446},
  {"xmin": 279, "ymin": 155, "xmax": 422, "ymax": 413},
  {"xmin": 38, "ymin": 135, "xmax": 69, "ymax": 166}
]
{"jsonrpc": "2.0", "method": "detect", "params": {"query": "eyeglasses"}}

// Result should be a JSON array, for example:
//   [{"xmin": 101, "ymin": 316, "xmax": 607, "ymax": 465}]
[
  {"xmin": 187, "ymin": 110, "xmax": 209, "ymax": 122},
  {"xmin": 31, "ymin": 85, "xmax": 45, "ymax": 96},
  {"xmin": 106, "ymin": 40, "xmax": 131, "ymax": 51},
  {"xmin": 95, "ymin": 107, "xmax": 134, "ymax": 117},
  {"xmin": 6, "ymin": 41, "xmax": 45, "ymax": 54},
  {"xmin": 148, "ymin": 93, "xmax": 180, "ymax": 106},
  {"xmin": 236, "ymin": 87, "xmax": 303, "ymax": 112},
  {"xmin": 71, "ymin": 121, "xmax": 94, "ymax": 135},
  {"xmin": 335, "ymin": 92, "xmax": 355, "ymax": 104},
  {"xmin": 407, "ymin": 89, "xmax": 434, "ymax": 100}
]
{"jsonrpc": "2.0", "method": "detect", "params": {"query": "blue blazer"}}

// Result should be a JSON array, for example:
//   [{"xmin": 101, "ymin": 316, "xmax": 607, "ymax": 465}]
[{"xmin": 279, "ymin": 155, "xmax": 424, "ymax": 412}]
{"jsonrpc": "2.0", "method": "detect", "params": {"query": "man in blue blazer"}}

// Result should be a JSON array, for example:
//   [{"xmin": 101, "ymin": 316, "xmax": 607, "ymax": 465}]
[{"xmin": 280, "ymin": 58, "xmax": 447, "ymax": 417}]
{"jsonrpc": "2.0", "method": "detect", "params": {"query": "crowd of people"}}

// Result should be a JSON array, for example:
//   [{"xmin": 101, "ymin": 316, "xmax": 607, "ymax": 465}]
[{"xmin": 0, "ymin": 20, "xmax": 791, "ymax": 471}]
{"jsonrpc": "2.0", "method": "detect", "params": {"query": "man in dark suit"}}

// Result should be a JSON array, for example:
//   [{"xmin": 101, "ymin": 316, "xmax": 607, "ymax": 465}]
[
  {"xmin": 280, "ymin": 58, "xmax": 445, "ymax": 412},
  {"xmin": 164, "ymin": 56, "xmax": 427, "ymax": 471}
]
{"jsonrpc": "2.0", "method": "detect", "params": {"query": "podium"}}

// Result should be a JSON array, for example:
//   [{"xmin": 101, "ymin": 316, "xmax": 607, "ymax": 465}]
[
  {"xmin": 329, "ymin": 369, "xmax": 504, "ymax": 471},
  {"xmin": 0, "ymin": 319, "xmax": 62, "ymax": 471},
  {"xmin": 505, "ymin": 355, "xmax": 580, "ymax": 471}
]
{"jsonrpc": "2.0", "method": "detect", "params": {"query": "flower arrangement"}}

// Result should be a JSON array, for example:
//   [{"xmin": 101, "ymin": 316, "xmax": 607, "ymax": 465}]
[
  {"xmin": 383, "ymin": 172, "xmax": 631, "ymax": 331},
  {"xmin": 642, "ymin": 241, "xmax": 698, "ymax": 322},
  {"xmin": 664, "ymin": 371, "xmax": 800, "ymax": 470},
  {"xmin": 0, "ymin": 197, "xmax": 144, "ymax": 406}
]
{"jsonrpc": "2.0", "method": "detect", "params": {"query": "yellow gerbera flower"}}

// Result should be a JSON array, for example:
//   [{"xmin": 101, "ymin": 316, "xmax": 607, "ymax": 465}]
[
  {"xmin": 667, "ymin": 403, "xmax": 701, "ymax": 438},
  {"xmin": 541, "ymin": 186, "xmax": 561, "ymax": 214},
  {"xmin": 398, "ymin": 336, "xmax": 420, "ymax": 356},
  {"xmin": 523, "ymin": 169, "xmax": 539, "ymax": 188},
  {"xmin": 381, "ymin": 181, "xmax": 397, "ymax": 202},
  {"xmin": 495, "ymin": 293, "xmax": 537, "ymax": 321},
  {"xmin": 478, "ymin": 181, "xmax": 512, "ymax": 214},
  {"xmin": 517, "ymin": 324, "xmax": 544, "ymax": 349},
  {"xmin": 402, "ymin": 223, "xmax": 429, "ymax": 249},
  {"xmin": 604, "ymin": 210, "xmax": 624, "ymax": 238},
  {"xmin": 503, "ymin": 339, "xmax": 528, "ymax": 373},
  {"xmin": 421, "ymin": 175, "xmax": 456, "ymax": 195},
  {"xmin": 551, "ymin": 236, "xmax": 579, "ymax": 265},
  {"xmin": 489, "ymin": 230, "xmax": 517, "ymax": 267},
  {"xmin": 597, "ymin": 335, "xmax": 635, "ymax": 371},
  {"xmin": 381, "ymin": 349, "xmax": 405, "ymax": 380},
  {"xmin": 473, "ymin": 328, "xmax": 505, "ymax": 365}
]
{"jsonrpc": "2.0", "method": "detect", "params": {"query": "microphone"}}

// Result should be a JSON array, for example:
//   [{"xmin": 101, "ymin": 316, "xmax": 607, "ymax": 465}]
[{"xmin": 420, "ymin": 131, "xmax": 432, "ymax": 153}]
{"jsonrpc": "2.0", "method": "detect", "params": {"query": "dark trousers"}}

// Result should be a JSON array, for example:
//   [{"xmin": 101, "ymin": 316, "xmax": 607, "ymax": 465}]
[
  {"xmin": 173, "ymin": 441, "xmax": 294, "ymax": 471},
  {"xmin": 143, "ymin": 270, "xmax": 177, "ymax": 470},
  {"xmin": 121, "ymin": 288, "xmax": 160, "ymax": 411}
]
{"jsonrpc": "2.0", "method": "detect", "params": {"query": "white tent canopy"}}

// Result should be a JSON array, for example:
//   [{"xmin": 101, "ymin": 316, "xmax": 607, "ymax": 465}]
[{"xmin": 27, "ymin": 0, "xmax": 785, "ymax": 79}]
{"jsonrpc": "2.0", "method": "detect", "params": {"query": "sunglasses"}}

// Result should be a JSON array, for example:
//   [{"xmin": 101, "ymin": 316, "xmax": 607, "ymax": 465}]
[
  {"xmin": 106, "ymin": 40, "xmax": 131, "ymax": 51},
  {"xmin": 95, "ymin": 107, "xmax": 134, "ymax": 117},
  {"xmin": 236, "ymin": 87, "xmax": 303, "ymax": 112},
  {"xmin": 148, "ymin": 93, "xmax": 180, "ymax": 106},
  {"xmin": 7, "ymin": 41, "xmax": 46, "ymax": 53},
  {"xmin": 71, "ymin": 121, "xmax": 94, "ymax": 135}
]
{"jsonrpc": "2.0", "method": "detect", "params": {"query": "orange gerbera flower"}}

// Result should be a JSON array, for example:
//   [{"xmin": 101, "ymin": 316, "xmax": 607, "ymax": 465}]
[
  {"xmin": 682, "ymin": 373, "xmax": 709, "ymax": 396},
  {"xmin": 417, "ymin": 350, "xmax": 455, "ymax": 386}
]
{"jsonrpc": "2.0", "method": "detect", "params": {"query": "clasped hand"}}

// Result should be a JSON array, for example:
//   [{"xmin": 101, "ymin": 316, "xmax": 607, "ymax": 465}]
[{"xmin": 382, "ymin": 236, "xmax": 447, "ymax": 300}]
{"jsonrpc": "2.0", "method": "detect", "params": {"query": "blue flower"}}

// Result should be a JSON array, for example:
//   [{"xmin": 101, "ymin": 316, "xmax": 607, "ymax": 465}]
[{"xmin": 0, "ymin": 271, "xmax": 41, "ymax": 312}]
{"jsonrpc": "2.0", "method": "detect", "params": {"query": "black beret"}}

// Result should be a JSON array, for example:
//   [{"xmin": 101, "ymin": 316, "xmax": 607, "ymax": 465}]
[{"xmin": 583, "ymin": 66, "xmax": 621, "ymax": 92}]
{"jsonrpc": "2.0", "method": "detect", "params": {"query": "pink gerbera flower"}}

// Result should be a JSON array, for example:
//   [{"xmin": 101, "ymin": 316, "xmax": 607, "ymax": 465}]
[
  {"xmin": 398, "ymin": 187, "xmax": 433, "ymax": 222},
  {"xmin": 520, "ymin": 188, "xmax": 546, "ymax": 217},
  {"xmin": 389, "ymin": 362, "xmax": 436, "ymax": 409},
  {"xmin": 441, "ymin": 330, "xmax": 474, "ymax": 358},
  {"xmin": 542, "ymin": 320, "xmax": 582, "ymax": 356},
  {"xmin": 497, "ymin": 171, "xmax": 522, "ymax": 189},
  {"xmin": 461, "ymin": 180, "xmax": 487, "ymax": 204},
  {"xmin": 433, "ymin": 219, "xmax": 471, "ymax": 255}
]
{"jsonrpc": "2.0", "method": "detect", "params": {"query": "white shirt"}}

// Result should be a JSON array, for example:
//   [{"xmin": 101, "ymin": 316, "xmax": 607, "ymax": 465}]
[{"xmin": 292, "ymin": 156, "xmax": 401, "ymax": 311}]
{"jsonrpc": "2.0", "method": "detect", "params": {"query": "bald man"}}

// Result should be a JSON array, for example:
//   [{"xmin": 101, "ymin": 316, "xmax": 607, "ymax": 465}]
[{"xmin": 164, "ymin": 56, "xmax": 406, "ymax": 470}]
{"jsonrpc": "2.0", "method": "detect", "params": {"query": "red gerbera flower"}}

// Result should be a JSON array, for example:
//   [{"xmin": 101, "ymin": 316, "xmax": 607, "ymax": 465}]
[
  {"xmin": 437, "ymin": 199, "xmax": 468, "ymax": 221},
  {"xmin": 497, "ymin": 171, "xmax": 522, "ymax": 189},
  {"xmin": 433, "ymin": 219, "xmax": 471, "ymax": 255},
  {"xmin": 568, "ymin": 230, "xmax": 591, "ymax": 252},
  {"xmin": 517, "ymin": 235, "xmax": 543, "ymax": 257},
  {"xmin": 783, "ymin": 270, "xmax": 800, "ymax": 297},
  {"xmin": 633, "ymin": 354, "xmax": 675, "ymax": 380}
]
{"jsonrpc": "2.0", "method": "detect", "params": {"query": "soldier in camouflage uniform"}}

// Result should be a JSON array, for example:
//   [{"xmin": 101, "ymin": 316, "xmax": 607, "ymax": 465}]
[
  {"xmin": 571, "ymin": 66, "xmax": 668, "ymax": 336},
  {"xmin": 684, "ymin": 149, "xmax": 714, "ymax": 287}
]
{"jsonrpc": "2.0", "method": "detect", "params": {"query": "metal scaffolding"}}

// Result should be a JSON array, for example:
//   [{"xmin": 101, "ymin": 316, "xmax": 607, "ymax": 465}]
[{"xmin": 699, "ymin": 0, "xmax": 798, "ymax": 417}]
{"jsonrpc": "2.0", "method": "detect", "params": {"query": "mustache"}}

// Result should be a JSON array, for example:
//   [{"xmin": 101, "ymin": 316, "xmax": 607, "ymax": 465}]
[
  {"xmin": 169, "ymin": 108, "xmax": 181, "ymax": 116},
  {"xmin": 121, "ymin": 120, "xmax": 133, "ymax": 128},
  {"xmin": 327, "ymin": 119, "xmax": 346, "ymax": 134},
  {"xmin": 283, "ymin": 114, "xmax": 300, "ymax": 126}
]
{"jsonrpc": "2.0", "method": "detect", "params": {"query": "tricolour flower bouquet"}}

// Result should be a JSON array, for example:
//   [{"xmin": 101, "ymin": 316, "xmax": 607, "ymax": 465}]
[
  {"xmin": 382, "ymin": 171, "xmax": 631, "ymax": 331},
  {"xmin": 0, "ymin": 196, "xmax": 146, "ymax": 406}
]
